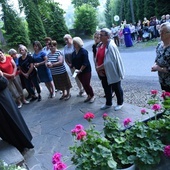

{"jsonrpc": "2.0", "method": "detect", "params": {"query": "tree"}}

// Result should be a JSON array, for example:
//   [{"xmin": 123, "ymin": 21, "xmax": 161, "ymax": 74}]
[
  {"xmin": 1, "ymin": 1, "xmax": 30, "ymax": 47},
  {"xmin": 71, "ymin": 0, "xmax": 100, "ymax": 8},
  {"xmin": 19, "ymin": 0, "xmax": 46, "ymax": 44},
  {"xmin": 74, "ymin": 4, "xmax": 98, "ymax": 35},
  {"xmin": 144, "ymin": 0, "xmax": 155, "ymax": 19},
  {"xmin": 105, "ymin": 0, "xmax": 112, "ymax": 28},
  {"xmin": 41, "ymin": 2, "xmax": 69, "ymax": 43}
]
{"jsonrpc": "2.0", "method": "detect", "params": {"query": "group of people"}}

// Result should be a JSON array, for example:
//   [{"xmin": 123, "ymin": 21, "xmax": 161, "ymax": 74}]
[
  {"xmin": 0, "ymin": 19, "xmax": 170, "ymax": 154},
  {"xmin": 110, "ymin": 13, "xmax": 170, "ymax": 47}
]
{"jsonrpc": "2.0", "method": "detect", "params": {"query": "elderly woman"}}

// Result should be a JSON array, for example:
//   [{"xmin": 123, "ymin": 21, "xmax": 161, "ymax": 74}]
[
  {"xmin": 33, "ymin": 41, "xmax": 55, "ymax": 98},
  {"xmin": 0, "ymin": 49, "xmax": 29, "ymax": 108},
  {"xmin": 63, "ymin": 34, "xmax": 84, "ymax": 97},
  {"xmin": 151, "ymin": 22, "xmax": 170, "ymax": 92},
  {"xmin": 18, "ymin": 45, "xmax": 41, "ymax": 101},
  {"xmin": 72, "ymin": 37, "xmax": 95, "ymax": 103},
  {"xmin": 47, "ymin": 40, "xmax": 72, "ymax": 100},
  {"xmin": 0, "ymin": 71, "xmax": 34, "ymax": 152}
]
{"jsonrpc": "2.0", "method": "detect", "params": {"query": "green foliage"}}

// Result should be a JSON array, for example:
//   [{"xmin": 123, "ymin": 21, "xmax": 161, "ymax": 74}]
[
  {"xmin": 105, "ymin": 0, "xmax": 112, "ymax": 28},
  {"xmin": 0, "ymin": 160, "xmax": 26, "ymax": 170},
  {"xmin": 1, "ymin": 2, "xmax": 30, "ymax": 47},
  {"xmin": 104, "ymin": 116, "xmax": 165, "ymax": 170},
  {"xmin": 71, "ymin": 0, "xmax": 100, "ymax": 8},
  {"xmin": 69, "ymin": 124, "xmax": 117, "ymax": 170},
  {"xmin": 106, "ymin": 0, "xmax": 170, "ymax": 25},
  {"xmin": 40, "ymin": 2, "xmax": 69, "ymax": 44},
  {"xmin": 19, "ymin": 0, "xmax": 47, "ymax": 44},
  {"xmin": 74, "ymin": 4, "xmax": 98, "ymax": 35},
  {"xmin": 143, "ymin": 0, "xmax": 155, "ymax": 19}
]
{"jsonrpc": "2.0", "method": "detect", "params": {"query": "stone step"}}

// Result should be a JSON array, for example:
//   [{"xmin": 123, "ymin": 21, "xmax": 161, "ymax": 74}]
[{"xmin": 0, "ymin": 140, "xmax": 24, "ymax": 167}]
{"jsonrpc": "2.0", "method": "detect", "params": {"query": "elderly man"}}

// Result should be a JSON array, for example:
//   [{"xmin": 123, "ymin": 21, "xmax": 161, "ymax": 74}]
[
  {"xmin": 151, "ymin": 22, "xmax": 170, "ymax": 91},
  {"xmin": 95, "ymin": 28, "xmax": 125, "ymax": 110}
]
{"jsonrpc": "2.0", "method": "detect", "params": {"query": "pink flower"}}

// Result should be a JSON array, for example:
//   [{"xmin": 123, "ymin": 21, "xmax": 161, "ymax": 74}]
[
  {"xmin": 123, "ymin": 118, "xmax": 132, "ymax": 127},
  {"xmin": 164, "ymin": 145, "xmax": 170, "ymax": 157},
  {"xmin": 52, "ymin": 153, "xmax": 62, "ymax": 164},
  {"xmin": 161, "ymin": 91, "xmax": 170, "ymax": 100},
  {"xmin": 76, "ymin": 130, "xmax": 87, "ymax": 140},
  {"xmin": 84, "ymin": 112, "xmax": 95, "ymax": 121},
  {"xmin": 53, "ymin": 162, "xmax": 67, "ymax": 170},
  {"xmin": 141, "ymin": 108, "xmax": 147, "ymax": 115},
  {"xmin": 151, "ymin": 104, "xmax": 161, "ymax": 111},
  {"xmin": 71, "ymin": 124, "xmax": 84, "ymax": 135},
  {"xmin": 151, "ymin": 90, "xmax": 158, "ymax": 96},
  {"xmin": 103, "ymin": 113, "xmax": 108, "ymax": 120}
]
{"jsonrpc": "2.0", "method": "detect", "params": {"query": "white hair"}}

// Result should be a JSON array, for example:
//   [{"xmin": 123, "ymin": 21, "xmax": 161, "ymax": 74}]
[
  {"xmin": 8, "ymin": 49, "xmax": 17, "ymax": 55},
  {"xmin": 63, "ymin": 34, "xmax": 72, "ymax": 39},
  {"xmin": 73, "ymin": 37, "xmax": 84, "ymax": 47}
]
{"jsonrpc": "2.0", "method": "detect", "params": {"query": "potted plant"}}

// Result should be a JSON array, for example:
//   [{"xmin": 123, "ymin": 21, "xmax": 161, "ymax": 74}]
[{"xmin": 52, "ymin": 90, "xmax": 170, "ymax": 170}]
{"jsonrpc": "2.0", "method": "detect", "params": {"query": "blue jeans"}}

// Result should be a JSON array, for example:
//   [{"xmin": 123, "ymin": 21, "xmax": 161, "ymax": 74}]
[{"xmin": 100, "ymin": 76, "xmax": 123, "ymax": 106}]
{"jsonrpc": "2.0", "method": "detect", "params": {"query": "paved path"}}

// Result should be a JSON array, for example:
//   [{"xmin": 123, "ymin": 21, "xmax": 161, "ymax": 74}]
[
  {"xmin": 0, "ymin": 40, "xmax": 160, "ymax": 170},
  {"xmin": 22, "ymin": 40, "xmax": 158, "ymax": 170}
]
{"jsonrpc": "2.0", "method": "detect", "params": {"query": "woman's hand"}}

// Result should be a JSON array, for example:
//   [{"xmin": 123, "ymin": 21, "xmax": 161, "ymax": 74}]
[
  {"xmin": 34, "ymin": 63, "xmax": 40, "ymax": 67},
  {"xmin": 0, "ymin": 70, "xmax": 3, "ymax": 76}
]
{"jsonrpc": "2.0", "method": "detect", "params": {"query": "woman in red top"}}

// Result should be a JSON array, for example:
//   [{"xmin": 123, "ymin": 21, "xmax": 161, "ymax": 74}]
[{"xmin": 0, "ymin": 49, "xmax": 29, "ymax": 108}]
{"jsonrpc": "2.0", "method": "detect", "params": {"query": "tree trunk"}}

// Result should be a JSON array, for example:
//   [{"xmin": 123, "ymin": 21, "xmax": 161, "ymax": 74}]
[{"xmin": 129, "ymin": 0, "xmax": 135, "ymax": 23}]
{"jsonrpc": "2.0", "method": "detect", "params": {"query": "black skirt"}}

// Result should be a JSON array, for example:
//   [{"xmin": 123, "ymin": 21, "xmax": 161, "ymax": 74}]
[{"xmin": 0, "ymin": 86, "xmax": 34, "ymax": 152}]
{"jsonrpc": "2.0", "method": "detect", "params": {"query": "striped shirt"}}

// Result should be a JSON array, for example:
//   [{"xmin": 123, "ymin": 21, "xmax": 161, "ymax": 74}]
[{"xmin": 47, "ymin": 50, "xmax": 66, "ymax": 75}]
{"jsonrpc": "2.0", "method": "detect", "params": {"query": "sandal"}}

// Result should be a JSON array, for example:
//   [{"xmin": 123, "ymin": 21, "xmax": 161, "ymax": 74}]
[
  {"xmin": 65, "ymin": 94, "xmax": 71, "ymax": 101},
  {"xmin": 59, "ymin": 95, "xmax": 66, "ymax": 100}
]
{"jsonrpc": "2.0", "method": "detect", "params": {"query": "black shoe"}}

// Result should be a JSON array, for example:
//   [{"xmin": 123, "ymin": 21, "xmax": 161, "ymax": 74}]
[
  {"xmin": 38, "ymin": 95, "xmax": 41, "ymax": 101},
  {"xmin": 30, "ymin": 96, "xmax": 38, "ymax": 102}
]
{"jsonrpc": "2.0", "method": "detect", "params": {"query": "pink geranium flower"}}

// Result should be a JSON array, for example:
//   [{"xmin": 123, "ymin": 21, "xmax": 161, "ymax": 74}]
[
  {"xmin": 102, "ymin": 113, "xmax": 108, "ymax": 120},
  {"xmin": 123, "ymin": 118, "xmax": 132, "ymax": 127},
  {"xmin": 76, "ymin": 130, "xmax": 87, "ymax": 140},
  {"xmin": 53, "ymin": 162, "xmax": 67, "ymax": 170},
  {"xmin": 71, "ymin": 124, "xmax": 84, "ymax": 135},
  {"xmin": 84, "ymin": 112, "xmax": 95, "ymax": 121},
  {"xmin": 141, "ymin": 108, "xmax": 147, "ymax": 115},
  {"xmin": 52, "ymin": 153, "xmax": 62, "ymax": 164},
  {"xmin": 164, "ymin": 145, "xmax": 170, "ymax": 157},
  {"xmin": 151, "ymin": 90, "xmax": 158, "ymax": 96},
  {"xmin": 161, "ymin": 91, "xmax": 170, "ymax": 100},
  {"xmin": 151, "ymin": 104, "xmax": 161, "ymax": 111}
]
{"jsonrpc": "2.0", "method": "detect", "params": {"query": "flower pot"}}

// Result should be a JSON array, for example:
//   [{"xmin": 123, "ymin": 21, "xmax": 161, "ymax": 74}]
[{"xmin": 117, "ymin": 164, "xmax": 135, "ymax": 170}]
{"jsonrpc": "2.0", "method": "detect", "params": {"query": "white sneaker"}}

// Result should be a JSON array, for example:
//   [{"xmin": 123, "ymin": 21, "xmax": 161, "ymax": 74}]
[
  {"xmin": 18, "ymin": 103, "xmax": 23, "ymax": 109},
  {"xmin": 100, "ymin": 104, "xmax": 112, "ymax": 110},
  {"xmin": 52, "ymin": 93, "xmax": 55, "ymax": 98},
  {"xmin": 89, "ymin": 96, "xmax": 96, "ymax": 103},
  {"xmin": 114, "ymin": 104, "xmax": 123, "ymax": 111}
]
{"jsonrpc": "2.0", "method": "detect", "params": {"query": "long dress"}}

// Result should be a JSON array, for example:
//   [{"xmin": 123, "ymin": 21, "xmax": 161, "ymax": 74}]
[
  {"xmin": 123, "ymin": 27, "xmax": 133, "ymax": 47},
  {"xmin": 0, "ymin": 76, "xmax": 34, "ymax": 152}
]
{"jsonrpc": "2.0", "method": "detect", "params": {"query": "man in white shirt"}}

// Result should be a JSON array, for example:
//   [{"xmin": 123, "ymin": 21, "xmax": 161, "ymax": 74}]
[
  {"xmin": 111, "ymin": 24, "xmax": 120, "ymax": 46},
  {"xmin": 129, "ymin": 23, "xmax": 136, "ymax": 41}
]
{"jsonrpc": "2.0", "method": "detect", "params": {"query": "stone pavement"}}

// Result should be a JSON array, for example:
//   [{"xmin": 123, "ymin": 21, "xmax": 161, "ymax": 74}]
[{"xmin": 1, "ymin": 82, "xmax": 155, "ymax": 170}]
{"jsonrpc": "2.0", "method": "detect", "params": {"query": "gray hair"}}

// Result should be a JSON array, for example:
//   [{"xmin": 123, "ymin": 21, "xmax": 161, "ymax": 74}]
[
  {"xmin": 63, "ymin": 34, "xmax": 72, "ymax": 39},
  {"xmin": 161, "ymin": 22, "xmax": 170, "ymax": 33},
  {"xmin": 18, "ymin": 45, "xmax": 28, "ymax": 53},
  {"xmin": 100, "ymin": 28, "xmax": 111, "ymax": 37},
  {"xmin": 8, "ymin": 48, "xmax": 17, "ymax": 55},
  {"xmin": 73, "ymin": 37, "xmax": 84, "ymax": 47}
]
